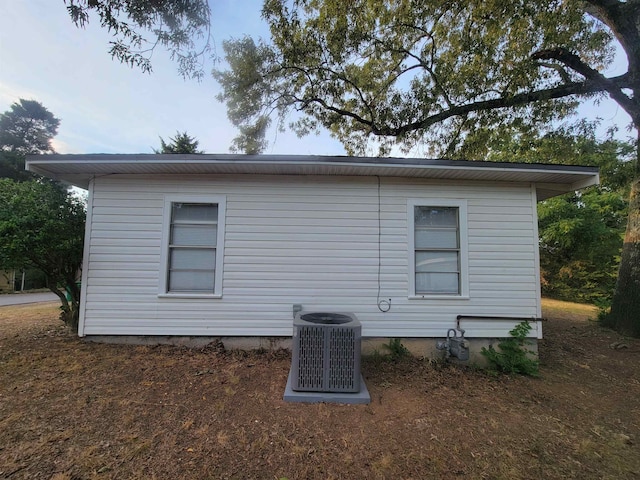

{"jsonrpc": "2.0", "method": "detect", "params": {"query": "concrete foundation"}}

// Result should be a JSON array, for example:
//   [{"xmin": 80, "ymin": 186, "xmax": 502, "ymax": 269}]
[
  {"xmin": 84, "ymin": 335, "xmax": 538, "ymax": 366},
  {"xmin": 283, "ymin": 372, "xmax": 370, "ymax": 404}
]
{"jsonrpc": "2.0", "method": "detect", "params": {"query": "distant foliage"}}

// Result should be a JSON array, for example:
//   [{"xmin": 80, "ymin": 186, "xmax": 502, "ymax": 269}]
[
  {"xmin": 481, "ymin": 322, "xmax": 539, "ymax": 376},
  {"xmin": 486, "ymin": 127, "xmax": 634, "ymax": 306},
  {"xmin": 0, "ymin": 99, "xmax": 60, "ymax": 181},
  {"xmin": 539, "ymin": 189, "xmax": 627, "ymax": 305},
  {"xmin": 156, "ymin": 131, "xmax": 203, "ymax": 154},
  {"xmin": 0, "ymin": 179, "xmax": 85, "ymax": 330}
]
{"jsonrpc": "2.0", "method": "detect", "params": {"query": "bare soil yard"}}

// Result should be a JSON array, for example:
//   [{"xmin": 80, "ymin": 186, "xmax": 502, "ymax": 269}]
[{"xmin": 1, "ymin": 299, "xmax": 639, "ymax": 479}]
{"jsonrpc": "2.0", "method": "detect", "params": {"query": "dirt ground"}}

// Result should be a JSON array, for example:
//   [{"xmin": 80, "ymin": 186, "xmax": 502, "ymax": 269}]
[{"xmin": 1, "ymin": 300, "xmax": 639, "ymax": 480}]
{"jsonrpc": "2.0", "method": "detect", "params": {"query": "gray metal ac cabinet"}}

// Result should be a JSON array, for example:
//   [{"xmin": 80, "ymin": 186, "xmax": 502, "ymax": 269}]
[{"xmin": 291, "ymin": 312, "xmax": 362, "ymax": 393}]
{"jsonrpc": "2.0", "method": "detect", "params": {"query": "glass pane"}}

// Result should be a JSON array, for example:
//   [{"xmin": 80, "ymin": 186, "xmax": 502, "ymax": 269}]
[
  {"xmin": 415, "ymin": 227, "xmax": 458, "ymax": 249},
  {"xmin": 416, "ymin": 272, "xmax": 459, "ymax": 294},
  {"xmin": 169, "ymin": 270, "xmax": 215, "ymax": 292},
  {"xmin": 171, "ymin": 224, "xmax": 217, "ymax": 247},
  {"xmin": 416, "ymin": 251, "xmax": 459, "ymax": 273},
  {"xmin": 170, "ymin": 248, "xmax": 216, "ymax": 270},
  {"xmin": 172, "ymin": 203, "xmax": 218, "ymax": 223},
  {"xmin": 415, "ymin": 206, "xmax": 457, "ymax": 227}
]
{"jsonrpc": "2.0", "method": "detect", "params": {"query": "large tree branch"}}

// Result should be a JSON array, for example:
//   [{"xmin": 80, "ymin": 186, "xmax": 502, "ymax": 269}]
[
  {"xmin": 583, "ymin": 0, "xmax": 640, "ymax": 73},
  {"xmin": 372, "ymin": 78, "xmax": 624, "ymax": 136},
  {"xmin": 295, "ymin": 74, "xmax": 631, "ymax": 138},
  {"xmin": 532, "ymin": 48, "xmax": 638, "ymax": 122},
  {"xmin": 294, "ymin": 78, "xmax": 622, "ymax": 138}
]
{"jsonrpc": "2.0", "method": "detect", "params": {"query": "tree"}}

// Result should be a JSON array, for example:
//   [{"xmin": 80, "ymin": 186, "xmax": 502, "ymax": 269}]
[
  {"xmin": 156, "ymin": 131, "xmax": 204, "ymax": 154},
  {"xmin": 64, "ymin": 0, "xmax": 212, "ymax": 79},
  {"xmin": 538, "ymin": 188, "xmax": 627, "ymax": 304},
  {"xmin": 215, "ymin": 0, "xmax": 640, "ymax": 336},
  {"xmin": 485, "ymin": 126, "xmax": 633, "ymax": 305},
  {"xmin": 0, "ymin": 99, "xmax": 60, "ymax": 181},
  {"xmin": 0, "ymin": 179, "xmax": 85, "ymax": 331}
]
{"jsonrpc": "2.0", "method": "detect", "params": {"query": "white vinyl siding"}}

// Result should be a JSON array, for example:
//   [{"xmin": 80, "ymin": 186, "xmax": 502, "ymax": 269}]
[
  {"xmin": 159, "ymin": 196, "xmax": 226, "ymax": 297},
  {"xmin": 79, "ymin": 174, "xmax": 540, "ymax": 338}
]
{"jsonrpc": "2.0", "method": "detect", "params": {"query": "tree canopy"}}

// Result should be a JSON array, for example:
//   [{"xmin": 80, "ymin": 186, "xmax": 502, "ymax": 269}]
[
  {"xmin": 215, "ymin": 0, "xmax": 640, "ymax": 336},
  {"xmin": 0, "ymin": 179, "xmax": 85, "ymax": 330},
  {"xmin": 0, "ymin": 99, "xmax": 84, "ymax": 330},
  {"xmin": 64, "ymin": 0, "xmax": 212, "ymax": 79},
  {"xmin": 156, "ymin": 131, "xmax": 204, "ymax": 154},
  {"xmin": 0, "ymin": 99, "xmax": 60, "ymax": 181},
  {"xmin": 520, "ymin": 128, "xmax": 633, "ymax": 304},
  {"xmin": 215, "ymin": 0, "xmax": 625, "ymax": 156}
]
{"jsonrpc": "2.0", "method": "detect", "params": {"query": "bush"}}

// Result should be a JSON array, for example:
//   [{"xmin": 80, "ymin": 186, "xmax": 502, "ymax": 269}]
[{"xmin": 481, "ymin": 321, "xmax": 539, "ymax": 376}]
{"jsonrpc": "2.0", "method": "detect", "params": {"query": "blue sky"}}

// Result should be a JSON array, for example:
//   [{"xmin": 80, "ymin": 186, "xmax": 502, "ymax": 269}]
[{"xmin": 0, "ymin": 0, "xmax": 633, "ymax": 156}]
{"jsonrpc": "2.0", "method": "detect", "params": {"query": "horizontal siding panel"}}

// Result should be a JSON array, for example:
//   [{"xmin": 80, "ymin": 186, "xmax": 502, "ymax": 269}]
[
  {"xmin": 228, "ymin": 210, "xmax": 378, "ymax": 220},
  {"xmin": 92, "ymin": 222, "xmax": 162, "ymax": 232},
  {"xmin": 469, "ymin": 244, "xmax": 535, "ymax": 253},
  {"xmin": 227, "ymin": 224, "xmax": 379, "ymax": 235},
  {"xmin": 469, "ymin": 258, "xmax": 536, "ymax": 268},
  {"xmin": 90, "ymin": 246, "xmax": 161, "ymax": 255},
  {"xmin": 224, "ymin": 233, "xmax": 395, "ymax": 243},
  {"xmin": 88, "ymin": 261, "xmax": 160, "ymax": 272},
  {"xmin": 468, "ymin": 205, "xmax": 533, "ymax": 215},
  {"xmin": 467, "ymin": 229, "xmax": 533, "ymax": 238},
  {"xmin": 91, "ymin": 214, "xmax": 162, "ymax": 224},
  {"xmin": 471, "ymin": 213, "xmax": 533, "ymax": 223},
  {"xmin": 89, "ymin": 254, "xmax": 160, "ymax": 264},
  {"xmin": 223, "ymin": 247, "xmax": 406, "ymax": 257},
  {"xmin": 92, "ymin": 206, "xmax": 163, "ymax": 216},
  {"xmin": 228, "ymin": 203, "xmax": 377, "ymax": 214},
  {"xmin": 224, "ymin": 256, "xmax": 396, "ymax": 266},
  {"xmin": 91, "ymin": 230, "xmax": 162, "ymax": 240},
  {"xmin": 469, "ymin": 236, "xmax": 534, "ymax": 245},
  {"xmin": 225, "ymin": 217, "xmax": 379, "ymax": 228},
  {"xmin": 226, "ymin": 241, "xmax": 382, "ymax": 250},
  {"xmin": 469, "ymin": 250, "xmax": 535, "ymax": 260},
  {"xmin": 224, "ymin": 271, "xmax": 401, "ymax": 282},
  {"xmin": 92, "ymin": 198, "xmax": 163, "ymax": 208}
]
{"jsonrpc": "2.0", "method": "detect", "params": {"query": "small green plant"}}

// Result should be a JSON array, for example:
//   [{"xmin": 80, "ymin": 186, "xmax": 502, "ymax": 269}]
[
  {"xmin": 481, "ymin": 321, "xmax": 539, "ymax": 376},
  {"xmin": 383, "ymin": 338, "xmax": 410, "ymax": 360},
  {"xmin": 595, "ymin": 297, "xmax": 612, "ymax": 325}
]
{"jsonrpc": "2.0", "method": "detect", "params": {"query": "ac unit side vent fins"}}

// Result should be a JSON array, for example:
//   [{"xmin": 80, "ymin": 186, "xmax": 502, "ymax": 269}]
[{"xmin": 291, "ymin": 312, "xmax": 361, "ymax": 393}]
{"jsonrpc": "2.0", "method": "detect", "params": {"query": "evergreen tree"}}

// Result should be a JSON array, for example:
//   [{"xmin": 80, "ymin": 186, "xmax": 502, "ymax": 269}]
[
  {"xmin": 156, "ymin": 131, "xmax": 203, "ymax": 154},
  {"xmin": 0, "ymin": 99, "xmax": 60, "ymax": 181}
]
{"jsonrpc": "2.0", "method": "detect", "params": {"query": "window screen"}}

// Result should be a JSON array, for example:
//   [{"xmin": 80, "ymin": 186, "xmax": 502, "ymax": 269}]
[
  {"xmin": 414, "ymin": 206, "xmax": 460, "ymax": 295},
  {"xmin": 168, "ymin": 203, "xmax": 218, "ymax": 293}
]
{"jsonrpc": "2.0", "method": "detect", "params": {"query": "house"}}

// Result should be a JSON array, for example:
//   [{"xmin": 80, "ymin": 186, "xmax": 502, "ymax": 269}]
[{"xmin": 26, "ymin": 154, "xmax": 599, "ymax": 358}]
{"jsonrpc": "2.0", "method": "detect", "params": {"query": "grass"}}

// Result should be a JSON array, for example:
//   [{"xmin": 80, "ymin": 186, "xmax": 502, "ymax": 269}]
[
  {"xmin": 1, "ymin": 298, "xmax": 639, "ymax": 479},
  {"xmin": 541, "ymin": 297, "xmax": 599, "ymax": 321}
]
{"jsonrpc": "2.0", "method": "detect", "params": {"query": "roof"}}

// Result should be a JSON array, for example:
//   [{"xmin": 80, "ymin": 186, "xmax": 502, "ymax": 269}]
[{"xmin": 25, "ymin": 153, "xmax": 599, "ymax": 200}]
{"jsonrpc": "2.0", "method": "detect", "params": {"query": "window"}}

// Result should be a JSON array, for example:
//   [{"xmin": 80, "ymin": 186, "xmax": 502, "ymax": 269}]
[
  {"xmin": 160, "ymin": 196, "xmax": 225, "ymax": 297},
  {"xmin": 409, "ymin": 200, "xmax": 468, "ymax": 298}
]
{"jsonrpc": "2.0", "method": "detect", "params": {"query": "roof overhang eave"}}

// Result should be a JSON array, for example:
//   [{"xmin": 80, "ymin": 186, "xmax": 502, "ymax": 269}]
[{"xmin": 25, "ymin": 154, "xmax": 600, "ymax": 199}]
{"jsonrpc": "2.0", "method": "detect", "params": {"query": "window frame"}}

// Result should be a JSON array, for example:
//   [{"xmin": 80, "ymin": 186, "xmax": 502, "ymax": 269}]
[
  {"xmin": 407, "ymin": 199, "xmax": 469, "ymax": 299},
  {"xmin": 159, "ymin": 195, "xmax": 226, "ymax": 298}
]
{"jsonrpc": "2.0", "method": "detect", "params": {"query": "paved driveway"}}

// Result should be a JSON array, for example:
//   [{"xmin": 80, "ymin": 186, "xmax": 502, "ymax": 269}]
[{"xmin": 0, "ymin": 292, "xmax": 58, "ymax": 306}]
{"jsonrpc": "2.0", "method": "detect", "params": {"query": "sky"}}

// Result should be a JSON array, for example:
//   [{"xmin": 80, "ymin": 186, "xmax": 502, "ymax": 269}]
[{"xmin": 0, "ymin": 0, "xmax": 633, "ymax": 157}]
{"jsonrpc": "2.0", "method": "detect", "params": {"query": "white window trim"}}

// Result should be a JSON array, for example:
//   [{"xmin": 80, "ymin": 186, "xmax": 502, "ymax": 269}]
[
  {"xmin": 407, "ymin": 198, "xmax": 469, "ymax": 299},
  {"xmin": 158, "ymin": 195, "xmax": 226, "ymax": 298}
]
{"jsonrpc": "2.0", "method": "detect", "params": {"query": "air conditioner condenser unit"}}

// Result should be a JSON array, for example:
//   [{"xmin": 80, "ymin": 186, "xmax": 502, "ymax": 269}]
[{"xmin": 291, "ymin": 312, "xmax": 362, "ymax": 393}]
